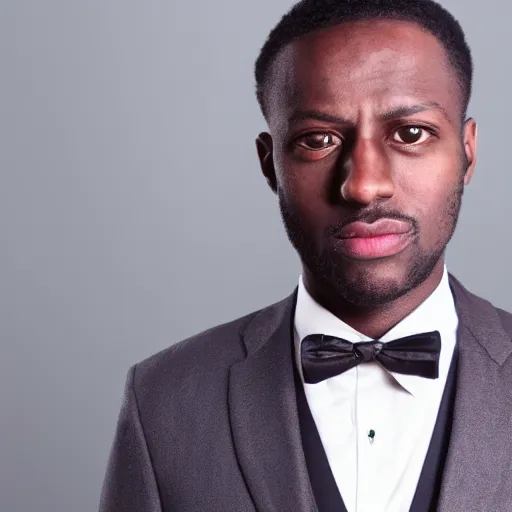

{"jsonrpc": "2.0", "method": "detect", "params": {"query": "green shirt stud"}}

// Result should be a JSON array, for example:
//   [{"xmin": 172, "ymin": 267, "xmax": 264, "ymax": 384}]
[{"xmin": 368, "ymin": 429, "xmax": 376, "ymax": 445}]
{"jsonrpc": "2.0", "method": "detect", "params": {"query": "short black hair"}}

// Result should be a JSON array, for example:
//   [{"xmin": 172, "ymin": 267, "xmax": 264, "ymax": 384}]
[{"xmin": 255, "ymin": 0, "xmax": 473, "ymax": 119}]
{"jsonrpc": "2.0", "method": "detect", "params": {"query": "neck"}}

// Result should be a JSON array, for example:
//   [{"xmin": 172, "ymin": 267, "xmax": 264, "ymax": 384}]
[{"xmin": 302, "ymin": 261, "xmax": 445, "ymax": 339}]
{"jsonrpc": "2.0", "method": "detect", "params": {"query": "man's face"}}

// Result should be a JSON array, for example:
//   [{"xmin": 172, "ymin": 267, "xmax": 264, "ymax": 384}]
[{"xmin": 257, "ymin": 19, "xmax": 477, "ymax": 307}]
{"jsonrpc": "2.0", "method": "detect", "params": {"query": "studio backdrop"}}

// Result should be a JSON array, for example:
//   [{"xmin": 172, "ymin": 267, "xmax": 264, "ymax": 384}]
[{"xmin": 0, "ymin": 1, "xmax": 510, "ymax": 511}]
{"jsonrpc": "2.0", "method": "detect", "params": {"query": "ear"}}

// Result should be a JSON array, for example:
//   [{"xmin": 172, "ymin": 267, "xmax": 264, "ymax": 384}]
[
  {"xmin": 256, "ymin": 132, "xmax": 277, "ymax": 194},
  {"xmin": 462, "ymin": 118, "xmax": 477, "ymax": 186}
]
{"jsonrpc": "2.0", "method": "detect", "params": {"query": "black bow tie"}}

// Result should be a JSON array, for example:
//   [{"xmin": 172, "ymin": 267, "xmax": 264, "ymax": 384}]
[{"xmin": 301, "ymin": 331, "xmax": 441, "ymax": 384}]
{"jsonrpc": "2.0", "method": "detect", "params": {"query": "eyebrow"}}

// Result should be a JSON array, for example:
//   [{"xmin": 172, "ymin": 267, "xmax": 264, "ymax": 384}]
[
  {"xmin": 288, "ymin": 101, "xmax": 450, "ymax": 125},
  {"xmin": 288, "ymin": 110, "xmax": 352, "ymax": 125},
  {"xmin": 379, "ymin": 102, "xmax": 449, "ymax": 122}
]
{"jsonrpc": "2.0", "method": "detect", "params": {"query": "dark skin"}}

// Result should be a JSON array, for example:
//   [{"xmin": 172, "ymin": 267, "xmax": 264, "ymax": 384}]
[{"xmin": 256, "ymin": 20, "xmax": 477, "ymax": 339}]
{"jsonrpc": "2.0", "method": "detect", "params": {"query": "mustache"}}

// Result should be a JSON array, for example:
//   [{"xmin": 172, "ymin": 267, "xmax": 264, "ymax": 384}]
[{"xmin": 328, "ymin": 206, "xmax": 419, "ymax": 236}]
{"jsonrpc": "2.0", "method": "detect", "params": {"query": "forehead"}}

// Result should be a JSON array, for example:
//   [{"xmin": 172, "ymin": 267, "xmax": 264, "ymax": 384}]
[{"xmin": 266, "ymin": 19, "xmax": 461, "ymax": 126}]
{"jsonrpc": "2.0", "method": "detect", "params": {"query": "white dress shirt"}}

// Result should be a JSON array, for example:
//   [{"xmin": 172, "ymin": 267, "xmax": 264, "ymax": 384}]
[{"xmin": 294, "ymin": 266, "xmax": 458, "ymax": 512}]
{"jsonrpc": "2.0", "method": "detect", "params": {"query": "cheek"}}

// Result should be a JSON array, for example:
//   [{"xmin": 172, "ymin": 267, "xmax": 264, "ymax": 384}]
[
  {"xmin": 275, "ymin": 150, "xmax": 332, "ymax": 210},
  {"xmin": 394, "ymin": 154, "xmax": 462, "ymax": 241}
]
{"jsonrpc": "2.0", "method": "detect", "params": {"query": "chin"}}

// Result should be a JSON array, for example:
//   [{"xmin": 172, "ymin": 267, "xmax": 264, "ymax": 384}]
[
  {"xmin": 331, "ymin": 266, "xmax": 410, "ymax": 307},
  {"xmin": 310, "ymin": 249, "xmax": 441, "ymax": 308}
]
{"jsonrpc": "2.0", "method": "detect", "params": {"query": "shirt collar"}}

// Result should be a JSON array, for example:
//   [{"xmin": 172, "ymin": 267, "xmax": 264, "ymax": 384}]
[{"xmin": 294, "ymin": 265, "xmax": 458, "ymax": 398}]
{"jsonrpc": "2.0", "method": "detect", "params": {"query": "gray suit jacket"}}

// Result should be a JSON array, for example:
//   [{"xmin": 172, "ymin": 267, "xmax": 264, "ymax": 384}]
[{"xmin": 100, "ymin": 275, "xmax": 512, "ymax": 511}]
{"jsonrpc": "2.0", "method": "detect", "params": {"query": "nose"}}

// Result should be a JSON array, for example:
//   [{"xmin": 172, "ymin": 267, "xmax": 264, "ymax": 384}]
[{"xmin": 340, "ymin": 136, "xmax": 395, "ymax": 205}]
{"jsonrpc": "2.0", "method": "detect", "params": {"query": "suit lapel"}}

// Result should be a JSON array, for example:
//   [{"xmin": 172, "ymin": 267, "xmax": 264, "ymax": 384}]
[
  {"xmin": 438, "ymin": 275, "xmax": 512, "ymax": 511},
  {"xmin": 228, "ymin": 289, "xmax": 318, "ymax": 512}
]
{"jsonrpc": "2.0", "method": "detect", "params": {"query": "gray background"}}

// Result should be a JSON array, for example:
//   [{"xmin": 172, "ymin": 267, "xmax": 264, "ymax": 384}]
[{"xmin": 0, "ymin": 1, "xmax": 509, "ymax": 511}]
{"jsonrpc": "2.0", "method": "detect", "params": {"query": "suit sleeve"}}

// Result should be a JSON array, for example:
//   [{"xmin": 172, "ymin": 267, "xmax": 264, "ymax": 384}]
[{"xmin": 99, "ymin": 365, "xmax": 163, "ymax": 512}]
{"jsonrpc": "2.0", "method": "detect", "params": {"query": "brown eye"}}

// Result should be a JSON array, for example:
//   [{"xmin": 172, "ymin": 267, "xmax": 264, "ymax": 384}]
[
  {"xmin": 393, "ymin": 126, "xmax": 431, "ymax": 145},
  {"xmin": 297, "ymin": 133, "xmax": 341, "ymax": 151}
]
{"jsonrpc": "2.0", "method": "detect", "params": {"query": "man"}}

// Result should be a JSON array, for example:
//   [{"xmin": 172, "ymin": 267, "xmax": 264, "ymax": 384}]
[{"xmin": 100, "ymin": 0, "xmax": 512, "ymax": 511}]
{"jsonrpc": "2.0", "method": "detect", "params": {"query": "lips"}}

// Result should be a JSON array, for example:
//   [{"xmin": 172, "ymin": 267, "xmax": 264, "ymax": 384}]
[
  {"xmin": 334, "ymin": 219, "xmax": 414, "ymax": 260},
  {"xmin": 337, "ymin": 219, "xmax": 413, "ymax": 239}
]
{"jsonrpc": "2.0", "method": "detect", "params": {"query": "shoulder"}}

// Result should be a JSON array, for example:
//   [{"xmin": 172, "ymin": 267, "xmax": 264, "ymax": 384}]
[
  {"xmin": 450, "ymin": 273, "xmax": 512, "ymax": 336},
  {"xmin": 127, "ymin": 290, "xmax": 298, "ymax": 406},
  {"xmin": 132, "ymin": 308, "xmax": 261, "ymax": 394},
  {"xmin": 497, "ymin": 307, "xmax": 512, "ymax": 335}
]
